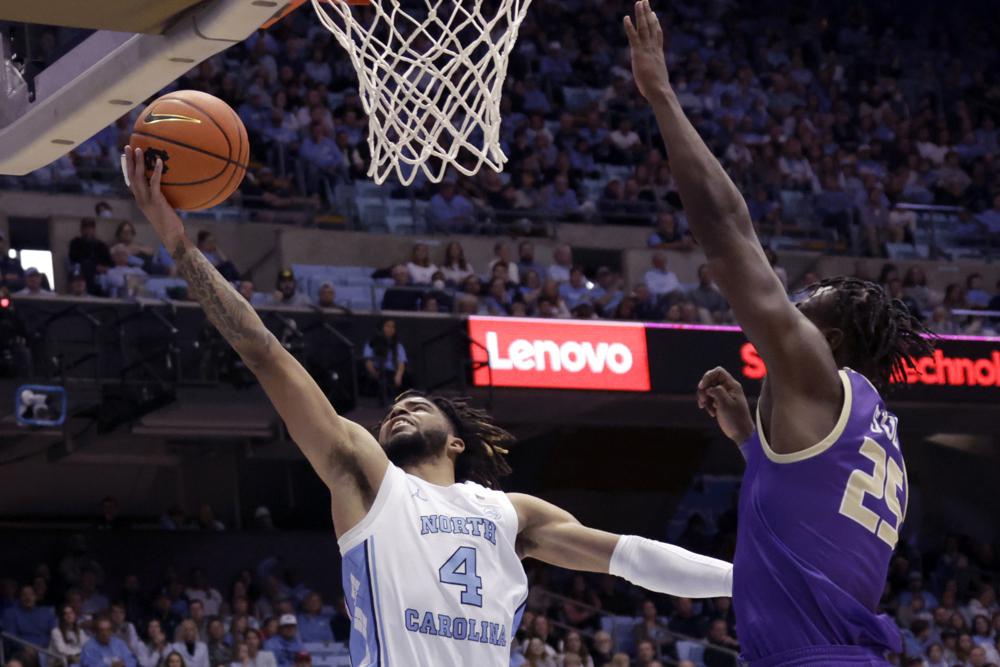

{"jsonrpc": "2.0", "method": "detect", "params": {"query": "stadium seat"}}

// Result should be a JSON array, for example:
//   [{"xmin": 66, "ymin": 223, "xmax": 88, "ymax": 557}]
[{"xmin": 676, "ymin": 640, "xmax": 706, "ymax": 666}]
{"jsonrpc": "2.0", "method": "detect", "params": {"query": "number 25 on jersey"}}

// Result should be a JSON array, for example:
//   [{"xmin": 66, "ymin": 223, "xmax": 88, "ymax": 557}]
[{"xmin": 839, "ymin": 437, "xmax": 907, "ymax": 549}]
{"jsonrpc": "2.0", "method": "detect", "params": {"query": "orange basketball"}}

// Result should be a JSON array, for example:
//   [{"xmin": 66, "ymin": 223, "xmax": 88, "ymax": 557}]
[{"xmin": 129, "ymin": 90, "xmax": 249, "ymax": 211}]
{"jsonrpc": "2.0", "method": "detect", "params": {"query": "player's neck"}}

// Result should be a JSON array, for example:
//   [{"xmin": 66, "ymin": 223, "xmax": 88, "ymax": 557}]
[{"xmin": 404, "ymin": 459, "xmax": 457, "ymax": 487}]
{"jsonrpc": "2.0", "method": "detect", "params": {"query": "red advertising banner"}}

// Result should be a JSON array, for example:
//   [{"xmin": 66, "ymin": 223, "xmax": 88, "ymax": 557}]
[{"xmin": 468, "ymin": 317, "xmax": 651, "ymax": 391}]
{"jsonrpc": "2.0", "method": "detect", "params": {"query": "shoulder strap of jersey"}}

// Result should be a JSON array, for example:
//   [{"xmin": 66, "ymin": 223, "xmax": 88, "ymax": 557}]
[{"xmin": 337, "ymin": 463, "xmax": 405, "ymax": 553}]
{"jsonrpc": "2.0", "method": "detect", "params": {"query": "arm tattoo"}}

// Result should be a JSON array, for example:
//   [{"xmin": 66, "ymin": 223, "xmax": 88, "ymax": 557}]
[{"xmin": 173, "ymin": 243, "xmax": 274, "ymax": 369}]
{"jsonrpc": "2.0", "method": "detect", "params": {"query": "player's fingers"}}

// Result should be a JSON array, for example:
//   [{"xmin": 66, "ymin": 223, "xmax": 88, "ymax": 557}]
[
  {"xmin": 150, "ymin": 158, "xmax": 163, "ymax": 193},
  {"xmin": 635, "ymin": 0, "xmax": 649, "ymax": 41},
  {"xmin": 642, "ymin": 0, "xmax": 655, "ymax": 38},
  {"xmin": 706, "ymin": 386, "xmax": 732, "ymax": 406},
  {"xmin": 131, "ymin": 148, "xmax": 148, "ymax": 200},
  {"xmin": 698, "ymin": 366, "xmax": 728, "ymax": 389},
  {"xmin": 623, "ymin": 16, "xmax": 638, "ymax": 45}
]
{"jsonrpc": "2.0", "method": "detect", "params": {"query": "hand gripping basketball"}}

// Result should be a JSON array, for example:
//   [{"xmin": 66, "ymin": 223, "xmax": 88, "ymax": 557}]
[{"xmin": 123, "ymin": 146, "xmax": 186, "ymax": 252}]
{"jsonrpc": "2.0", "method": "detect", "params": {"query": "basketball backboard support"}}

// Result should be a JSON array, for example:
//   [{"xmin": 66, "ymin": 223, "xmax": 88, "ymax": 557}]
[{"xmin": 0, "ymin": 0, "xmax": 296, "ymax": 176}]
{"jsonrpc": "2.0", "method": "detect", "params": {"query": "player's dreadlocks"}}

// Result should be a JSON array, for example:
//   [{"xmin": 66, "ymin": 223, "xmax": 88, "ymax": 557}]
[
  {"xmin": 385, "ymin": 390, "xmax": 514, "ymax": 489},
  {"xmin": 805, "ymin": 277, "xmax": 934, "ymax": 390}
]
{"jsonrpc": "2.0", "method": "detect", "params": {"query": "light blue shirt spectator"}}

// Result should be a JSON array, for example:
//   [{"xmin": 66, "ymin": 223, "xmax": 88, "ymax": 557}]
[
  {"xmin": 428, "ymin": 184, "xmax": 475, "ymax": 231},
  {"xmin": 300, "ymin": 133, "xmax": 345, "ymax": 171},
  {"xmin": 362, "ymin": 341, "xmax": 408, "ymax": 372},
  {"xmin": 559, "ymin": 281, "xmax": 593, "ymax": 310},
  {"xmin": 296, "ymin": 613, "xmax": 333, "ymax": 643},
  {"xmin": 542, "ymin": 179, "xmax": 580, "ymax": 217},
  {"xmin": 264, "ymin": 631, "xmax": 303, "ymax": 667},
  {"xmin": 101, "ymin": 266, "xmax": 147, "ymax": 298},
  {"xmin": 81, "ymin": 636, "xmax": 136, "ymax": 667}
]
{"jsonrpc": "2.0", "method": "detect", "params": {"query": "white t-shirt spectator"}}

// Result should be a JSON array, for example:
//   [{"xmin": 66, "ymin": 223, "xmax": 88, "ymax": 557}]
[
  {"xmin": 50, "ymin": 627, "xmax": 88, "ymax": 662},
  {"xmin": 609, "ymin": 128, "xmax": 641, "ymax": 151},
  {"xmin": 441, "ymin": 262, "xmax": 475, "ymax": 286},
  {"xmin": 406, "ymin": 262, "xmax": 439, "ymax": 285},
  {"xmin": 645, "ymin": 268, "xmax": 681, "ymax": 297},
  {"xmin": 186, "ymin": 587, "xmax": 224, "ymax": 617}
]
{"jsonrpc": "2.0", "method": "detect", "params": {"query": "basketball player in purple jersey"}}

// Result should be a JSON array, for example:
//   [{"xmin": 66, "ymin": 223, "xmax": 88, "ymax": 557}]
[{"xmin": 625, "ymin": 2, "xmax": 932, "ymax": 665}]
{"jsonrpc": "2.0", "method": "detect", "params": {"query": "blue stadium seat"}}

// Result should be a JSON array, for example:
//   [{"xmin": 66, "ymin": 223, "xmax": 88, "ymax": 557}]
[{"xmin": 676, "ymin": 639, "xmax": 706, "ymax": 666}]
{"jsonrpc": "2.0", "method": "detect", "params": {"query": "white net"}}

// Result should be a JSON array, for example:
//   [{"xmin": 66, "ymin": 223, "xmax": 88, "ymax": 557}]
[{"xmin": 311, "ymin": 0, "xmax": 532, "ymax": 185}]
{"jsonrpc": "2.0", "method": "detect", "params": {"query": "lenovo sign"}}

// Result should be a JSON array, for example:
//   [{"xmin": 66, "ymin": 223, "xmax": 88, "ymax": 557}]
[{"xmin": 468, "ymin": 317, "xmax": 651, "ymax": 391}]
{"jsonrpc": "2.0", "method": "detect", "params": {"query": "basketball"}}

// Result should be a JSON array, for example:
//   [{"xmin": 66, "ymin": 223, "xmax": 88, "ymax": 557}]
[{"xmin": 129, "ymin": 90, "xmax": 249, "ymax": 211}]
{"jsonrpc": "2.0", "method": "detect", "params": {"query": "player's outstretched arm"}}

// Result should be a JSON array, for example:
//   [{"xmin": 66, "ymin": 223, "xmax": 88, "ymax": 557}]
[
  {"xmin": 125, "ymin": 147, "xmax": 387, "ymax": 537},
  {"xmin": 509, "ymin": 493, "xmax": 732, "ymax": 598},
  {"xmin": 625, "ymin": 1, "xmax": 841, "ymax": 452}
]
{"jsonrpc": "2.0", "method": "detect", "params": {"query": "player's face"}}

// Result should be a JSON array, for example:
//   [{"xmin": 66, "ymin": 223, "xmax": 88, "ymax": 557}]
[
  {"xmin": 378, "ymin": 396, "xmax": 453, "ymax": 467},
  {"xmin": 795, "ymin": 287, "xmax": 839, "ymax": 346}
]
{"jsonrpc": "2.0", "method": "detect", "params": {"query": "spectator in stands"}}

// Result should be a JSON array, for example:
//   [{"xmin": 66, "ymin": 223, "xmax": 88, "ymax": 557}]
[
  {"xmin": 590, "ymin": 631, "xmax": 614, "ymax": 667},
  {"xmin": 148, "ymin": 593, "xmax": 180, "ymax": 642},
  {"xmin": 644, "ymin": 253, "xmax": 681, "ymax": 299},
  {"xmin": 65, "ymin": 218, "xmax": 111, "ymax": 294},
  {"xmin": 101, "ymin": 246, "xmax": 148, "ymax": 298},
  {"xmin": 976, "ymin": 193, "xmax": 1000, "ymax": 235},
  {"xmin": 965, "ymin": 274, "xmax": 990, "ymax": 308},
  {"xmin": 561, "ymin": 575, "xmax": 600, "ymax": 632},
  {"xmin": 206, "ymin": 618, "xmax": 233, "ymax": 667},
  {"xmin": 689, "ymin": 264, "xmax": 729, "ymax": 323},
  {"xmin": 440, "ymin": 241, "xmax": 474, "ymax": 286},
  {"xmin": 489, "ymin": 243, "xmax": 520, "ymax": 285},
  {"xmin": 927, "ymin": 306, "xmax": 958, "ymax": 335},
  {"xmin": 172, "ymin": 620, "xmax": 209, "ymax": 667},
  {"xmin": 187, "ymin": 570, "xmax": 223, "ymax": 617},
  {"xmin": 902, "ymin": 267, "xmax": 938, "ymax": 314},
  {"xmin": 15, "ymin": 268, "xmax": 54, "ymax": 297},
  {"xmin": 608, "ymin": 118, "xmax": 643, "ymax": 164},
  {"xmin": 314, "ymin": 282, "xmax": 345, "ymax": 311},
  {"xmin": 114, "ymin": 222, "xmax": 154, "ymax": 269},
  {"xmin": 95, "ymin": 496, "xmax": 124, "ymax": 531},
  {"xmin": 300, "ymin": 122, "xmax": 346, "ymax": 188},
  {"xmin": 554, "ymin": 266, "xmax": 592, "ymax": 311},
  {"xmin": 49, "ymin": 605, "xmax": 86, "ymax": 664},
  {"xmin": 194, "ymin": 232, "xmax": 240, "ymax": 282},
  {"xmin": 632, "ymin": 600, "xmax": 671, "ymax": 658},
  {"xmin": 647, "ymin": 212, "xmax": 692, "ymax": 250},
  {"xmin": 887, "ymin": 279, "xmax": 923, "ymax": 321},
  {"xmin": 516, "ymin": 241, "xmax": 545, "ymax": 281},
  {"xmin": 109, "ymin": 603, "xmax": 139, "ymax": 656},
  {"xmin": 79, "ymin": 617, "xmax": 135, "ymax": 667},
  {"xmin": 363, "ymin": 319, "xmax": 409, "ymax": 404},
  {"xmin": 539, "ymin": 279, "xmax": 571, "ymax": 318},
  {"xmin": 270, "ymin": 269, "xmax": 311, "ymax": 307},
  {"xmin": 703, "ymin": 619, "xmax": 740, "ymax": 667},
  {"xmin": 634, "ymin": 640, "xmax": 657, "ymax": 667},
  {"xmin": 668, "ymin": 598, "xmax": 704, "ymax": 639},
  {"xmin": 295, "ymin": 593, "xmax": 332, "ymax": 643},
  {"xmin": 263, "ymin": 616, "xmax": 302, "ymax": 667},
  {"xmin": 541, "ymin": 175, "xmax": 581, "ymax": 218},
  {"xmin": 484, "ymin": 277, "xmax": 516, "ymax": 316},
  {"xmin": 380, "ymin": 264, "xmax": 421, "ymax": 311},
  {"xmin": 0, "ymin": 231, "xmax": 25, "ymax": 291},
  {"xmin": 406, "ymin": 243, "xmax": 438, "ymax": 285},
  {"xmin": 242, "ymin": 630, "xmax": 276, "ymax": 667},
  {"xmin": 428, "ymin": 180, "xmax": 475, "ymax": 232},
  {"xmin": 559, "ymin": 631, "xmax": 593, "ymax": 667},
  {"xmin": 547, "ymin": 245, "xmax": 573, "ymax": 284},
  {"xmin": 79, "ymin": 570, "xmax": 109, "ymax": 617},
  {"xmin": 520, "ymin": 637, "xmax": 556, "ymax": 667},
  {"xmin": 136, "ymin": 620, "xmax": 170, "ymax": 667},
  {"xmin": 591, "ymin": 267, "xmax": 623, "ymax": 317}
]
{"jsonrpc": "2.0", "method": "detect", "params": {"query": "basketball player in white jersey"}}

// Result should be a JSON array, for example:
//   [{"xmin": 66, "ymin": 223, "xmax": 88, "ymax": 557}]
[{"xmin": 125, "ymin": 147, "xmax": 733, "ymax": 667}]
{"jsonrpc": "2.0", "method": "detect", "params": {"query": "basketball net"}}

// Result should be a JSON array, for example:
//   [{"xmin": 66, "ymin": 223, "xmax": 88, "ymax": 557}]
[{"xmin": 311, "ymin": 0, "xmax": 532, "ymax": 185}]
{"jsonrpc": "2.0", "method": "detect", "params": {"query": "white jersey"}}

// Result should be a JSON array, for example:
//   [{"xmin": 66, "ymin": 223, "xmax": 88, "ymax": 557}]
[{"xmin": 338, "ymin": 463, "xmax": 528, "ymax": 667}]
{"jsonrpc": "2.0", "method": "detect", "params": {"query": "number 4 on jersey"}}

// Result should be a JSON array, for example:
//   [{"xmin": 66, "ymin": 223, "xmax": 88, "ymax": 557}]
[{"xmin": 439, "ymin": 547, "xmax": 483, "ymax": 607}]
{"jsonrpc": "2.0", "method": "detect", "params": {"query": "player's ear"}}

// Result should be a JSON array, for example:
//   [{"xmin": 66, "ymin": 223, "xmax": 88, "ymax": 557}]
[
  {"xmin": 447, "ymin": 436, "xmax": 466, "ymax": 456},
  {"xmin": 823, "ymin": 327, "xmax": 845, "ymax": 352}
]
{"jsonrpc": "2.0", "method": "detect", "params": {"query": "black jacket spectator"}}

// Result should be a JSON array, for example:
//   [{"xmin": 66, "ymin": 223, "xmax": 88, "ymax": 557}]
[{"xmin": 68, "ymin": 219, "xmax": 112, "ymax": 295}]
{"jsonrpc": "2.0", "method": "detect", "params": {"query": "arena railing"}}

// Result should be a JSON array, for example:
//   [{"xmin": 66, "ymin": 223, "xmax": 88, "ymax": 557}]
[{"xmin": 1, "ymin": 632, "xmax": 68, "ymax": 667}]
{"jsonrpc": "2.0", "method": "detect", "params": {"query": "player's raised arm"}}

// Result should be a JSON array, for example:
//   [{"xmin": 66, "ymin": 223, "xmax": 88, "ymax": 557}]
[
  {"xmin": 509, "ymin": 493, "xmax": 732, "ymax": 598},
  {"xmin": 625, "ymin": 1, "xmax": 842, "ymax": 452},
  {"xmin": 124, "ymin": 147, "xmax": 387, "ymax": 537}
]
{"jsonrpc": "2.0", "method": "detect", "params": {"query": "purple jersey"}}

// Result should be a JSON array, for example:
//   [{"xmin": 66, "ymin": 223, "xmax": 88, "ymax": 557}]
[{"xmin": 734, "ymin": 369, "xmax": 906, "ymax": 667}]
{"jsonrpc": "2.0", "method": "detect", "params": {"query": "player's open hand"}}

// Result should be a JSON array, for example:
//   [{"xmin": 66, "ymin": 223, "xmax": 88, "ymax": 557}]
[
  {"xmin": 697, "ymin": 366, "xmax": 754, "ymax": 445},
  {"xmin": 624, "ymin": 0, "xmax": 670, "ymax": 101},
  {"xmin": 123, "ymin": 146, "xmax": 185, "ymax": 250}
]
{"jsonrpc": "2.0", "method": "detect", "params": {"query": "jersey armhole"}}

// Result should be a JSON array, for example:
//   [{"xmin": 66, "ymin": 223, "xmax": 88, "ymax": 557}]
[
  {"xmin": 757, "ymin": 370, "xmax": 853, "ymax": 464},
  {"xmin": 337, "ymin": 463, "xmax": 401, "ymax": 553}
]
